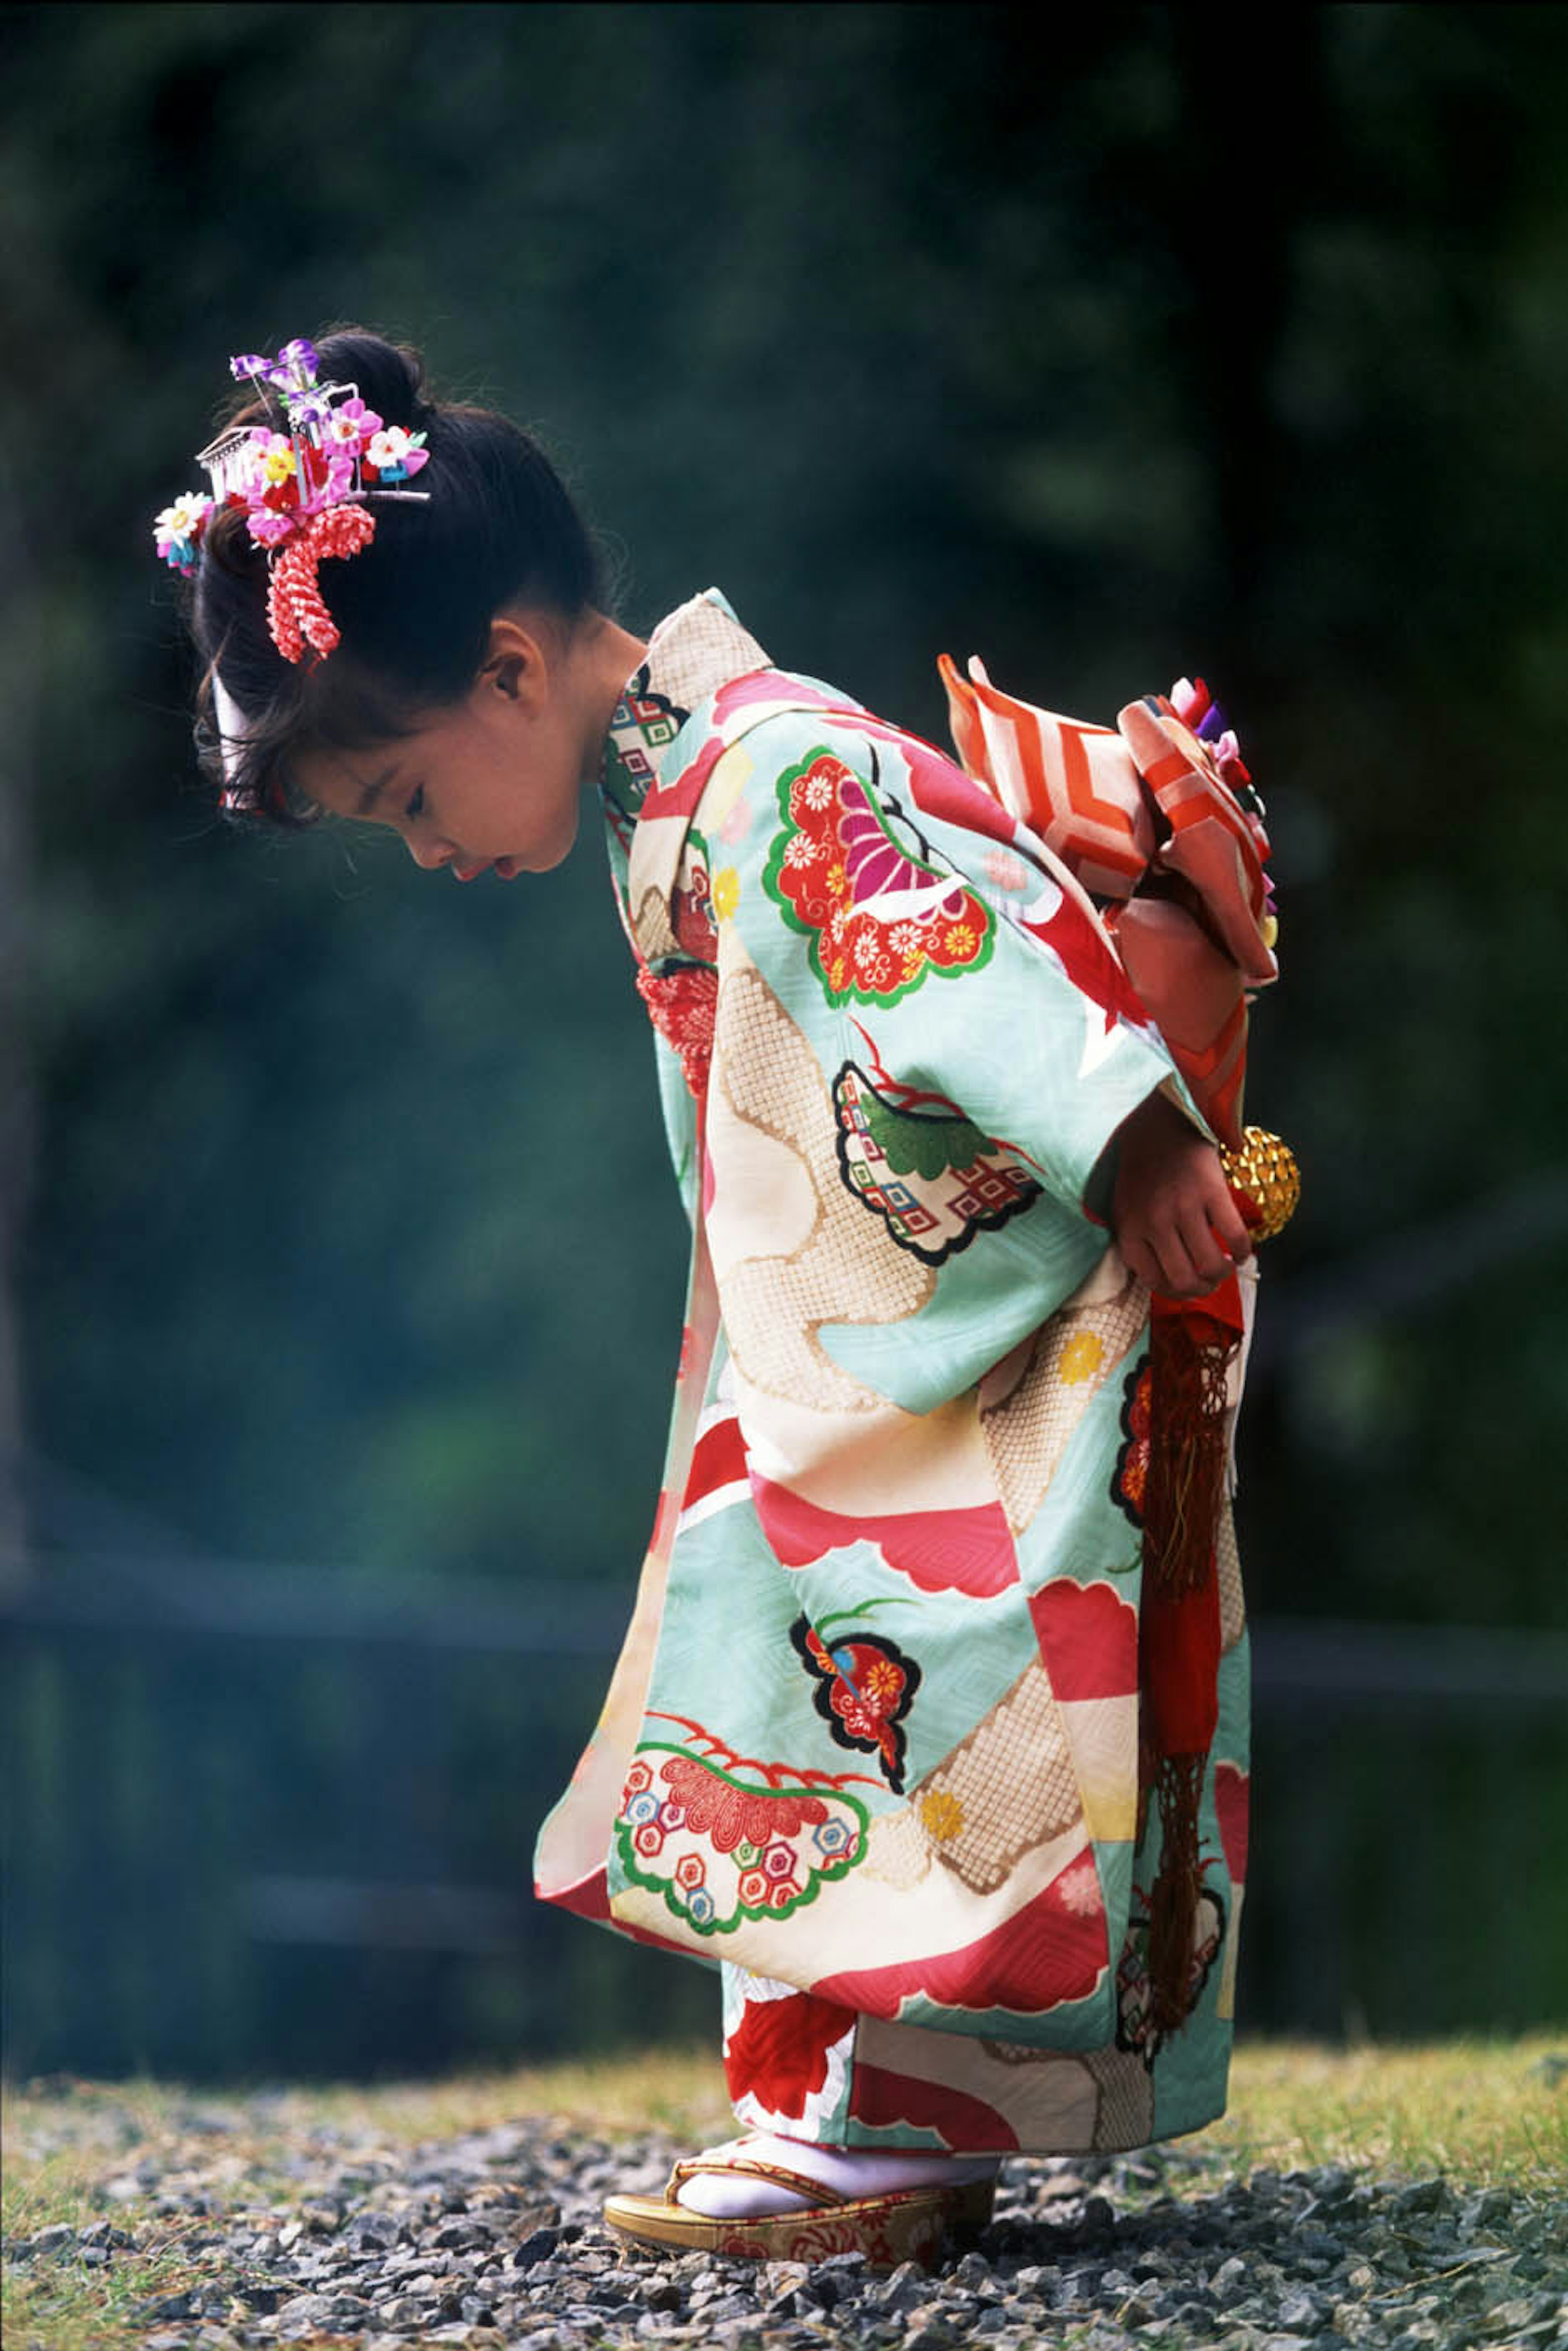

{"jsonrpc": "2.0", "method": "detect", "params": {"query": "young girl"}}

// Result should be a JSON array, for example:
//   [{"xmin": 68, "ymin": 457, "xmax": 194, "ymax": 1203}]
[{"xmin": 159, "ymin": 328, "xmax": 1285, "ymax": 2268}]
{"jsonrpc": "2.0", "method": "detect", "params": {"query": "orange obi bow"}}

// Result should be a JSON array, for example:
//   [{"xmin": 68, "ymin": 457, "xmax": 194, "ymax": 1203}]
[{"xmin": 939, "ymin": 656, "xmax": 1278, "ymax": 1152}]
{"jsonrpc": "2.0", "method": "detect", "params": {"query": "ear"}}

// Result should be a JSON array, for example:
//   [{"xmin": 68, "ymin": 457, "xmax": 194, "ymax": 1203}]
[{"xmin": 478, "ymin": 613, "xmax": 552, "ymax": 709}]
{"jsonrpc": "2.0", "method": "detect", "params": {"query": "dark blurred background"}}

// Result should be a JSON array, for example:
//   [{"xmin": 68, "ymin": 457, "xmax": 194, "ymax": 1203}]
[{"xmin": 4, "ymin": 2, "xmax": 1566, "ymax": 2084}]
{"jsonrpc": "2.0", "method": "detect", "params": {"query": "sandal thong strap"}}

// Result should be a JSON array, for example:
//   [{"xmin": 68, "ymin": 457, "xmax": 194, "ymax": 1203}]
[{"xmin": 666, "ymin": 2151, "xmax": 854, "ymax": 2209}]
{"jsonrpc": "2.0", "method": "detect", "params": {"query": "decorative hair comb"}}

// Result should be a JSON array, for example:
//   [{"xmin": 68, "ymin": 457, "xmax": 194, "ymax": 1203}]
[{"xmin": 153, "ymin": 337, "xmax": 430, "ymax": 664}]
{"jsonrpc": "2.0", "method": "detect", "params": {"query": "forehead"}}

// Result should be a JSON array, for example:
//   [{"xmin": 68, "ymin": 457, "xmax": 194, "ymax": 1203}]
[{"xmin": 292, "ymin": 746, "xmax": 405, "ymax": 820}]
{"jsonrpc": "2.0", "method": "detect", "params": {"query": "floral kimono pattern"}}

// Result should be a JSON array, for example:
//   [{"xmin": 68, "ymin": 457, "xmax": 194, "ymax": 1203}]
[{"xmin": 535, "ymin": 592, "xmax": 1253, "ymax": 2155}]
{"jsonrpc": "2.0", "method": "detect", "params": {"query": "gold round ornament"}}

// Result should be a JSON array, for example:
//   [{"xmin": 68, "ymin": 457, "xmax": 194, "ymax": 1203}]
[{"xmin": 1220, "ymin": 1126, "xmax": 1300, "ymax": 1240}]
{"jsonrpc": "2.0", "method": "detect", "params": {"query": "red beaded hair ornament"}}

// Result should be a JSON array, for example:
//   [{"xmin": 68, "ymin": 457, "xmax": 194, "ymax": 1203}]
[{"xmin": 264, "ymin": 503, "xmax": 378, "ymax": 664}]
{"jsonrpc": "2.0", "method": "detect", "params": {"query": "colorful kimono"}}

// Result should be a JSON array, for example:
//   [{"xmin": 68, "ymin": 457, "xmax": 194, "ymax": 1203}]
[{"xmin": 535, "ymin": 591, "xmax": 1253, "ymax": 2155}]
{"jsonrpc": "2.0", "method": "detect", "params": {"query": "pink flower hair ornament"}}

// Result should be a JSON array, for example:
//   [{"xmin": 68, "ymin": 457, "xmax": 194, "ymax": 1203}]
[{"xmin": 154, "ymin": 338, "xmax": 430, "ymax": 666}]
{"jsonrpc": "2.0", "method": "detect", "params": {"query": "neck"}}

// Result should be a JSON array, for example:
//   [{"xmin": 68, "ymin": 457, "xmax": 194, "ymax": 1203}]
[{"xmin": 577, "ymin": 611, "xmax": 648, "ymax": 782}]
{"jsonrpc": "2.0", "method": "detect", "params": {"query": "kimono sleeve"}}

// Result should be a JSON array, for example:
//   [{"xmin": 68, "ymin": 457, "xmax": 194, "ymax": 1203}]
[{"xmin": 702, "ymin": 705, "xmax": 1204, "ymax": 1416}]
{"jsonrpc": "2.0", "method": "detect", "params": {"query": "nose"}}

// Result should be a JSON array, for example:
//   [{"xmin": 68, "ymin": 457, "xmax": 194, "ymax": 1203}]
[{"xmin": 408, "ymin": 834, "xmax": 453, "ymax": 871}]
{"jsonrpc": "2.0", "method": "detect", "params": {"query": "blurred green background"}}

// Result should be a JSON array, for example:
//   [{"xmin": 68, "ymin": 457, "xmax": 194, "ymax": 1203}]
[{"xmin": 4, "ymin": 2, "xmax": 1567, "ymax": 2083}]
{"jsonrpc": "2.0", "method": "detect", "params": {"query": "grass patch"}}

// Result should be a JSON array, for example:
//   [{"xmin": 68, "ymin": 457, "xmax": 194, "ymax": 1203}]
[
  {"xmin": 3, "ymin": 2035, "xmax": 1563, "ymax": 2347},
  {"xmin": 0, "ymin": 2048, "xmax": 737, "ymax": 2351},
  {"xmin": 1220, "ymin": 2033, "xmax": 1568, "ymax": 2190}
]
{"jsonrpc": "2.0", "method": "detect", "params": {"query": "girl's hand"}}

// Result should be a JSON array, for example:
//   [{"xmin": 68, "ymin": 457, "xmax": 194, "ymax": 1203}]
[{"xmin": 1109, "ymin": 1090, "xmax": 1253, "ymax": 1300}]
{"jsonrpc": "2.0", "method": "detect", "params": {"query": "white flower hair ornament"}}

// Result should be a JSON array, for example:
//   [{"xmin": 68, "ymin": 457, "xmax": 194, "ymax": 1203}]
[{"xmin": 154, "ymin": 338, "xmax": 430, "ymax": 666}]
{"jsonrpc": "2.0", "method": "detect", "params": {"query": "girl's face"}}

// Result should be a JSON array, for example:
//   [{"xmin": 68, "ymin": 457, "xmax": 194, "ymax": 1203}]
[{"xmin": 296, "ymin": 612, "xmax": 612, "ymax": 881}]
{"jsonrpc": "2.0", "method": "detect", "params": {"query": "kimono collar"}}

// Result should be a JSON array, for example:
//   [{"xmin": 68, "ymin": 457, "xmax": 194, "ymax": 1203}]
[{"xmin": 601, "ymin": 588, "xmax": 771, "ymax": 826}]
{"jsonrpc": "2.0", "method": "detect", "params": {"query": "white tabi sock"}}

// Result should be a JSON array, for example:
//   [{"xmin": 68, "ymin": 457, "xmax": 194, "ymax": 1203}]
[{"xmin": 673, "ymin": 2131, "xmax": 1000, "ymax": 2218}]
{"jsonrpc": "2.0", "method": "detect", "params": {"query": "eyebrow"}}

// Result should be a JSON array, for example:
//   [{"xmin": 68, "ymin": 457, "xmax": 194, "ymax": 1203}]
[{"xmin": 354, "ymin": 764, "xmax": 401, "ymax": 817}]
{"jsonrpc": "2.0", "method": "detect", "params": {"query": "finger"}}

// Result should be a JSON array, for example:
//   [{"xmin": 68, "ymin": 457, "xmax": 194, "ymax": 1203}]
[
  {"xmin": 1208, "ymin": 1182, "xmax": 1254, "ymax": 1262},
  {"xmin": 1177, "ymin": 1203, "xmax": 1232, "ymax": 1293},
  {"xmin": 1117, "ymin": 1232, "xmax": 1161, "ymax": 1295},
  {"xmin": 1147, "ymin": 1220, "xmax": 1203, "ymax": 1300}
]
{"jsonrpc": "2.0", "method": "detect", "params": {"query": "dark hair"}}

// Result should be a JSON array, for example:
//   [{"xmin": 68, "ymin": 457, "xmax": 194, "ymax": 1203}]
[{"xmin": 182, "ymin": 328, "xmax": 602, "ymax": 824}]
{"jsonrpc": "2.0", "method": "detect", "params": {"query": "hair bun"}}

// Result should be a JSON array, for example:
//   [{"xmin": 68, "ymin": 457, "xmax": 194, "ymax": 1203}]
[{"xmin": 312, "ymin": 327, "xmax": 429, "ymax": 433}]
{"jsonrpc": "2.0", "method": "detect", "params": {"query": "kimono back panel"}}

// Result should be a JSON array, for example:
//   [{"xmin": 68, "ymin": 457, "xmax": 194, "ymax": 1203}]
[{"xmin": 537, "ymin": 593, "xmax": 1252, "ymax": 2152}]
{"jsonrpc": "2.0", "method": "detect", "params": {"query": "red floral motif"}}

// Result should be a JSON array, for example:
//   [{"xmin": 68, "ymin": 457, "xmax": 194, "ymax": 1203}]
[
  {"xmin": 635, "ymin": 963, "xmax": 717, "ymax": 1099},
  {"xmin": 657, "ymin": 1754, "xmax": 829, "ymax": 1853},
  {"xmin": 724, "ymin": 1988, "xmax": 853, "ymax": 2118},
  {"xmin": 763, "ymin": 750, "xmax": 994, "ymax": 1007},
  {"xmin": 1112, "ymin": 1358, "xmax": 1152, "ymax": 1527}
]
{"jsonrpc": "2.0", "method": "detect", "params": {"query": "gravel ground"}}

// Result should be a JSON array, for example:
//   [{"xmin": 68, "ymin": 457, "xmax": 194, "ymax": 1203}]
[{"xmin": 5, "ymin": 2101, "xmax": 1566, "ymax": 2351}]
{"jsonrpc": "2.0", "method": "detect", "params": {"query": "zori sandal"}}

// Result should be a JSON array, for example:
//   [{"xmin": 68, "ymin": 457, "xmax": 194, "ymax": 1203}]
[{"xmin": 602, "ymin": 2149, "xmax": 995, "ymax": 2266}]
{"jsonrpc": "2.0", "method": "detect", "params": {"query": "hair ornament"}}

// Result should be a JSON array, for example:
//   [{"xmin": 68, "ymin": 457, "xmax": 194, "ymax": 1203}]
[
  {"xmin": 154, "ymin": 336, "xmax": 431, "ymax": 666},
  {"xmin": 266, "ymin": 503, "xmax": 377, "ymax": 664},
  {"xmin": 154, "ymin": 490, "xmax": 214, "ymax": 574}
]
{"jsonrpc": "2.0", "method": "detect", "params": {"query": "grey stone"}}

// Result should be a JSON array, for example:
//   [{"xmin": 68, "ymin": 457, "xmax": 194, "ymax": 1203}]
[
  {"xmin": 1278, "ymin": 2288, "xmax": 1327, "ymax": 2329},
  {"xmin": 905, "ymin": 2322, "xmax": 960, "ymax": 2351},
  {"xmin": 1213, "ymin": 2255, "xmax": 1252, "ymax": 2302},
  {"xmin": 138, "ymin": 2290, "xmax": 198, "ymax": 2322},
  {"xmin": 275, "ymin": 2289, "xmax": 355, "ymax": 2324},
  {"xmin": 378, "ymin": 2291, "xmax": 437, "ymax": 2323},
  {"xmin": 351, "ymin": 2209, "xmax": 406, "ymax": 2248},
  {"xmin": 1395, "ymin": 2179, "xmax": 1452, "ymax": 2217}
]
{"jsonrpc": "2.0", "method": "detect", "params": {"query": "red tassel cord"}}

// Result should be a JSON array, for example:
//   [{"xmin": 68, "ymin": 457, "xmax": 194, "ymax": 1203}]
[
  {"xmin": 1138, "ymin": 1277, "xmax": 1243, "ymax": 2037},
  {"xmin": 265, "ymin": 503, "xmax": 377, "ymax": 666}
]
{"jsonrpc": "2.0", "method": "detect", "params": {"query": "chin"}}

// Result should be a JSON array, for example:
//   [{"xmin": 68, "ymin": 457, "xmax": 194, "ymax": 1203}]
[{"xmin": 536, "ymin": 811, "xmax": 582, "ymax": 871}]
